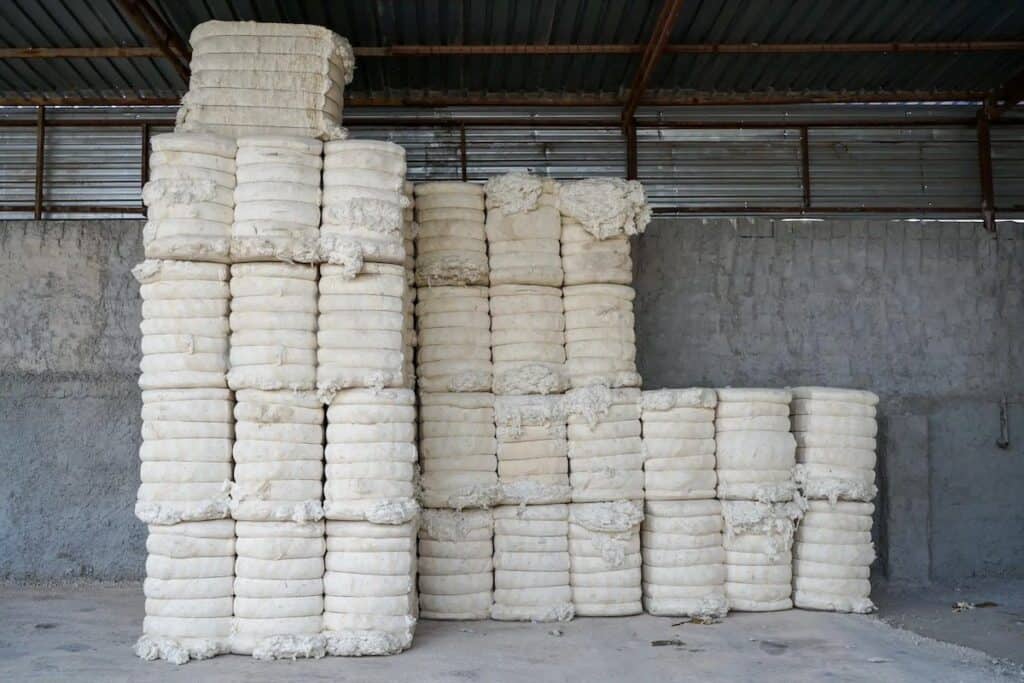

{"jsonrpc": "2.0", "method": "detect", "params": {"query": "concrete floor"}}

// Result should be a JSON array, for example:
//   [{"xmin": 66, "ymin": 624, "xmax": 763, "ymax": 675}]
[{"xmin": 1, "ymin": 583, "xmax": 1021, "ymax": 682}]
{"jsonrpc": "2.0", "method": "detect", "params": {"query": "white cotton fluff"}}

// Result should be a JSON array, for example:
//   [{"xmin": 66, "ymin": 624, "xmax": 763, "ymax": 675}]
[
  {"xmin": 569, "ymin": 501, "xmax": 644, "ymax": 616},
  {"xmin": 320, "ymin": 141, "xmax": 408, "ymax": 269},
  {"xmin": 414, "ymin": 182, "xmax": 488, "ymax": 286},
  {"xmin": 418, "ymin": 393, "xmax": 499, "ymax": 509},
  {"xmin": 491, "ymin": 504, "xmax": 574, "ymax": 622},
  {"xmin": 641, "ymin": 500, "xmax": 728, "ymax": 619},
  {"xmin": 417, "ymin": 509, "xmax": 494, "ymax": 619},
  {"xmin": 790, "ymin": 386, "xmax": 880, "ymax": 504},
  {"xmin": 641, "ymin": 388, "xmax": 718, "ymax": 500},
  {"xmin": 715, "ymin": 388, "xmax": 797, "ymax": 503},
  {"xmin": 142, "ymin": 134, "xmax": 236, "ymax": 264},
  {"xmin": 231, "ymin": 136, "xmax": 323, "ymax": 263},
  {"xmin": 792, "ymin": 499, "xmax": 876, "ymax": 613},
  {"xmin": 323, "ymin": 518, "xmax": 418, "ymax": 655},
  {"xmin": 176, "ymin": 21, "xmax": 354, "ymax": 140}
]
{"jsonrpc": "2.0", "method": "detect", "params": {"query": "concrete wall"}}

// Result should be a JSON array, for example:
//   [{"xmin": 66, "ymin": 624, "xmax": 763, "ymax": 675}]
[
  {"xmin": 1, "ymin": 221, "xmax": 145, "ymax": 580},
  {"xmin": 635, "ymin": 217, "xmax": 1024, "ymax": 582},
  {"xmin": 1, "ymin": 217, "xmax": 1022, "ymax": 582}
]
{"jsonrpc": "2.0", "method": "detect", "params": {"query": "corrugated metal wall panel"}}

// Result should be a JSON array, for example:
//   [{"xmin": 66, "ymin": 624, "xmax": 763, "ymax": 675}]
[{"xmin": 1, "ymin": 105, "xmax": 1023, "ymax": 219}]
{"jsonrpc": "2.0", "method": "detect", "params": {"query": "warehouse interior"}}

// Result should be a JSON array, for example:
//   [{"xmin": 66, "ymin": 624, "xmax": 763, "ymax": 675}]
[{"xmin": 0, "ymin": 1, "xmax": 1022, "ymax": 680}]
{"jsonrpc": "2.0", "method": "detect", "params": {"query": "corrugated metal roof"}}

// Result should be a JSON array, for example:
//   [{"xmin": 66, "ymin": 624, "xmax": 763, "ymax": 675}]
[{"xmin": 2, "ymin": 1, "xmax": 1024, "ymax": 102}]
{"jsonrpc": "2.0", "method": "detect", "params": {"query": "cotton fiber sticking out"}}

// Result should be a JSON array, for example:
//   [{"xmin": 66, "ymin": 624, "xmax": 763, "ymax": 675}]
[
  {"xmin": 790, "ymin": 386, "xmax": 879, "ymax": 503},
  {"xmin": 490, "ymin": 284, "xmax": 568, "ymax": 395},
  {"xmin": 568, "ymin": 501, "xmax": 644, "ymax": 616},
  {"xmin": 177, "ymin": 21, "xmax": 354, "ymax": 140},
  {"xmin": 136, "ymin": 388, "xmax": 233, "ymax": 525},
  {"xmin": 135, "ymin": 519, "xmax": 235, "ymax": 664},
  {"xmin": 418, "ymin": 509, "xmax": 494, "ymax": 619},
  {"xmin": 715, "ymin": 388, "xmax": 797, "ymax": 502},
  {"xmin": 641, "ymin": 500, "xmax": 727, "ymax": 619},
  {"xmin": 640, "ymin": 389, "xmax": 718, "ymax": 500},
  {"xmin": 413, "ymin": 182, "xmax": 488, "ymax": 286},
  {"xmin": 323, "ymin": 519, "xmax": 418, "ymax": 656},
  {"xmin": 793, "ymin": 500, "xmax": 876, "ymax": 613},
  {"xmin": 484, "ymin": 174, "xmax": 563, "ymax": 287},
  {"xmin": 557, "ymin": 178, "xmax": 650, "ymax": 286},
  {"xmin": 491, "ymin": 504, "xmax": 574, "ymax": 622},
  {"xmin": 318, "ymin": 263, "xmax": 408, "ymax": 395},
  {"xmin": 142, "ymin": 133, "xmax": 235, "ymax": 263},
  {"xmin": 562, "ymin": 284, "xmax": 640, "ymax": 389},
  {"xmin": 418, "ymin": 393, "xmax": 499, "ymax": 509},
  {"xmin": 565, "ymin": 386, "xmax": 644, "ymax": 503},
  {"xmin": 721, "ymin": 500, "xmax": 804, "ymax": 612},
  {"xmin": 232, "ymin": 136, "xmax": 323, "ymax": 263},
  {"xmin": 228, "ymin": 263, "xmax": 318, "ymax": 392},
  {"xmin": 232, "ymin": 520, "xmax": 326, "ymax": 658},
  {"xmin": 323, "ymin": 388, "xmax": 419, "ymax": 524},
  {"xmin": 415, "ymin": 286, "xmax": 492, "ymax": 393},
  {"xmin": 229, "ymin": 389, "xmax": 324, "ymax": 523},
  {"xmin": 320, "ymin": 140, "xmax": 407, "ymax": 270},
  {"xmin": 494, "ymin": 395, "xmax": 571, "ymax": 505},
  {"xmin": 135, "ymin": 260, "xmax": 230, "ymax": 391}
]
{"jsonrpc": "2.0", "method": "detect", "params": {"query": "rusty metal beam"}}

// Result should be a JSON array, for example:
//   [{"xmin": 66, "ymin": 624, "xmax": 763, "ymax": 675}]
[
  {"xmin": 459, "ymin": 125, "xmax": 468, "ymax": 181},
  {"xmin": 0, "ymin": 47, "xmax": 166, "ymax": 59},
  {"xmin": 33, "ymin": 106, "xmax": 45, "ymax": 220},
  {"xmin": 650, "ymin": 206, "xmax": 986, "ymax": 215},
  {"xmin": 625, "ymin": 123, "xmax": 638, "ymax": 180},
  {"xmin": 114, "ymin": 0, "xmax": 190, "ymax": 81},
  {"xmin": 984, "ymin": 66, "xmax": 1024, "ymax": 120},
  {"xmin": 799, "ymin": 126, "xmax": 811, "ymax": 209},
  {"xmin": 141, "ymin": 123, "xmax": 150, "ymax": 187},
  {"xmin": 976, "ymin": 111, "xmax": 997, "ymax": 232},
  {"xmin": 622, "ymin": 0, "xmax": 686, "ymax": 127},
  {"xmin": 0, "ymin": 204, "xmax": 145, "ymax": 214},
  {"xmin": 353, "ymin": 40, "xmax": 1024, "ymax": 57}
]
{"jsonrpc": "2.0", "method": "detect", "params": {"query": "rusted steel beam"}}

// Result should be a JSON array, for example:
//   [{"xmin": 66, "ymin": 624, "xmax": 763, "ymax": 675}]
[
  {"xmin": 0, "ymin": 95, "xmax": 181, "ymax": 106},
  {"xmin": 114, "ymin": 0, "xmax": 190, "ymax": 81},
  {"xmin": 0, "ymin": 47, "xmax": 166, "ymax": 59},
  {"xmin": 976, "ymin": 111, "xmax": 997, "ymax": 233},
  {"xmin": 984, "ymin": 66, "xmax": 1024, "ymax": 120},
  {"xmin": 141, "ymin": 123, "xmax": 150, "ymax": 187},
  {"xmin": 799, "ymin": 126, "xmax": 811, "ymax": 209},
  {"xmin": 0, "ymin": 204, "xmax": 145, "ymax": 214},
  {"xmin": 622, "ymin": 0, "xmax": 687, "ymax": 126},
  {"xmin": 650, "ymin": 206, "xmax": 985, "ymax": 215},
  {"xmin": 625, "ymin": 122, "xmax": 638, "ymax": 180},
  {"xmin": 353, "ymin": 40, "xmax": 1024, "ymax": 57},
  {"xmin": 33, "ymin": 106, "xmax": 45, "ymax": 220},
  {"xmin": 459, "ymin": 124, "xmax": 468, "ymax": 181}
]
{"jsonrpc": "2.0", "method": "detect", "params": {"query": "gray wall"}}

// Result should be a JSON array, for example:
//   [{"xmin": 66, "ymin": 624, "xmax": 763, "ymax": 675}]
[
  {"xmin": 1, "ymin": 221, "xmax": 145, "ymax": 580},
  {"xmin": 635, "ymin": 217, "xmax": 1024, "ymax": 582},
  {"xmin": 1, "ymin": 217, "xmax": 1022, "ymax": 582}
]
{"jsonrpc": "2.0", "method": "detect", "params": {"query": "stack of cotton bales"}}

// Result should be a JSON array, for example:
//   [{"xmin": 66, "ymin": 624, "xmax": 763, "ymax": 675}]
[
  {"xmin": 320, "ymin": 141, "xmax": 408, "ymax": 273},
  {"xmin": 177, "ymin": 21, "xmax": 354, "ymax": 140},
  {"xmin": 321, "ymin": 387, "xmax": 418, "ymax": 655},
  {"xmin": 565, "ymin": 386, "xmax": 644, "ymax": 503},
  {"xmin": 491, "ymin": 504, "xmax": 574, "ymax": 622},
  {"xmin": 494, "ymin": 395, "xmax": 570, "ymax": 505},
  {"xmin": 142, "ymin": 133, "xmax": 235, "ymax": 263},
  {"xmin": 791, "ymin": 387, "xmax": 879, "ymax": 613},
  {"xmin": 715, "ymin": 388, "xmax": 801, "ymax": 612},
  {"xmin": 640, "ymin": 389, "xmax": 727, "ymax": 619},
  {"xmin": 402, "ymin": 182, "xmax": 416, "ymax": 388},
  {"xmin": 568, "ymin": 501, "xmax": 644, "ymax": 616},
  {"xmin": 557, "ymin": 178, "xmax": 649, "ymax": 390},
  {"xmin": 231, "ymin": 136, "xmax": 323, "ymax": 263},
  {"xmin": 227, "ymin": 262, "xmax": 325, "ymax": 658},
  {"xmin": 133, "ymin": 260, "xmax": 234, "ymax": 663},
  {"xmin": 418, "ymin": 509, "xmax": 494, "ymax": 620}
]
